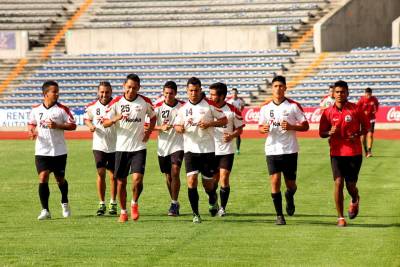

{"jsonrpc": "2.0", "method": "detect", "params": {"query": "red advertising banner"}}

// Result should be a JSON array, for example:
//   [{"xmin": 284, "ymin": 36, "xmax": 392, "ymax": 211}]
[{"xmin": 243, "ymin": 106, "xmax": 400, "ymax": 124}]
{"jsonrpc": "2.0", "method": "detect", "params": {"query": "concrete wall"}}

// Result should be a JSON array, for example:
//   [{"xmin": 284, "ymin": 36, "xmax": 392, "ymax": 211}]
[
  {"xmin": 66, "ymin": 25, "xmax": 277, "ymax": 55},
  {"xmin": 0, "ymin": 31, "xmax": 28, "ymax": 59},
  {"xmin": 314, "ymin": 0, "xmax": 400, "ymax": 53},
  {"xmin": 393, "ymin": 17, "xmax": 400, "ymax": 47}
]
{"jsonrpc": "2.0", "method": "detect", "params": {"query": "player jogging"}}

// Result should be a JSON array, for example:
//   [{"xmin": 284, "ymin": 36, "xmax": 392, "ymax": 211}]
[
  {"xmin": 103, "ymin": 74, "xmax": 156, "ymax": 223},
  {"xmin": 28, "ymin": 80, "xmax": 77, "ymax": 220},
  {"xmin": 209, "ymin": 82, "xmax": 244, "ymax": 216},
  {"xmin": 174, "ymin": 77, "xmax": 227, "ymax": 223},
  {"xmin": 84, "ymin": 81, "xmax": 118, "ymax": 216},
  {"xmin": 154, "ymin": 81, "xmax": 185, "ymax": 216},
  {"xmin": 258, "ymin": 76, "xmax": 309, "ymax": 225}
]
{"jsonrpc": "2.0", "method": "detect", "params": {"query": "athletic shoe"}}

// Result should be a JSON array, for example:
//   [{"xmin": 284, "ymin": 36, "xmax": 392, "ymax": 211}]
[
  {"xmin": 96, "ymin": 204, "xmax": 106, "ymax": 216},
  {"xmin": 131, "ymin": 203, "xmax": 139, "ymax": 221},
  {"xmin": 366, "ymin": 152, "xmax": 372, "ymax": 158},
  {"xmin": 236, "ymin": 149, "xmax": 240, "ymax": 155},
  {"xmin": 118, "ymin": 213, "xmax": 128, "ymax": 223},
  {"xmin": 37, "ymin": 209, "xmax": 51, "ymax": 220},
  {"xmin": 348, "ymin": 196, "xmax": 360, "ymax": 219},
  {"xmin": 209, "ymin": 202, "xmax": 219, "ymax": 217},
  {"xmin": 61, "ymin": 203, "xmax": 71, "ymax": 218},
  {"xmin": 275, "ymin": 215, "xmax": 286, "ymax": 225},
  {"xmin": 337, "ymin": 217, "xmax": 347, "ymax": 227},
  {"xmin": 109, "ymin": 203, "xmax": 118, "ymax": 215},
  {"xmin": 217, "ymin": 207, "xmax": 226, "ymax": 217},
  {"xmin": 285, "ymin": 191, "xmax": 296, "ymax": 216},
  {"xmin": 168, "ymin": 203, "xmax": 180, "ymax": 216},
  {"xmin": 192, "ymin": 214, "xmax": 202, "ymax": 224}
]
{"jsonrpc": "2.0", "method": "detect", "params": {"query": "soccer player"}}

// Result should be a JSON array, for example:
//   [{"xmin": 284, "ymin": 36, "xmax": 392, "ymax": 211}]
[
  {"xmin": 209, "ymin": 82, "xmax": 244, "ymax": 217},
  {"xmin": 227, "ymin": 88, "xmax": 246, "ymax": 154},
  {"xmin": 154, "ymin": 81, "xmax": 185, "ymax": 216},
  {"xmin": 319, "ymin": 80, "xmax": 370, "ymax": 227},
  {"xmin": 174, "ymin": 77, "xmax": 227, "ymax": 223},
  {"xmin": 84, "ymin": 81, "xmax": 118, "ymax": 216},
  {"xmin": 28, "ymin": 80, "xmax": 77, "ymax": 220},
  {"xmin": 103, "ymin": 74, "xmax": 156, "ymax": 223},
  {"xmin": 319, "ymin": 85, "xmax": 335, "ymax": 110},
  {"xmin": 357, "ymin": 87, "xmax": 379, "ymax": 158},
  {"xmin": 258, "ymin": 76, "xmax": 309, "ymax": 225}
]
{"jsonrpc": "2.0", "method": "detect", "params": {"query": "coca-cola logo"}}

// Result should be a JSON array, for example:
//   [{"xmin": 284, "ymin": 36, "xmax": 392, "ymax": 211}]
[
  {"xmin": 303, "ymin": 108, "xmax": 323, "ymax": 123},
  {"xmin": 244, "ymin": 108, "xmax": 260, "ymax": 123},
  {"xmin": 387, "ymin": 107, "xmax": 400, "ymax": 122}
]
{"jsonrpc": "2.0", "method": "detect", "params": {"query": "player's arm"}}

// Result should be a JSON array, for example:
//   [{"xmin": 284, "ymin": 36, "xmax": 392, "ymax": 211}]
[
  {"xmin": 199, "ymin": 116, "xmax": 227, "ymax": 129},
  {"xmin": 282, "ymin": 120, "xmax": 309, "ymax": 132},
  {"xmin": 258, "ymin": 106, "xmax": 270, "ymax": 134},
  {"xmin": 103, "ymin": 114, "xmax": 122, "ymax": 128},
  {"xmin": 143, "ymin": 116, "xmax": 156, "ymax": 142},
  {"xmin": 84, "ymin": 119, "xmax": 96, "ymax": 132},
  {"xmin": 224, "ymin": 126, "xmax": 244, "ymax": 143},
  {"xmin": 28, "ymin": 123, "xmax": 37, "ymax": 140},
  {"xmin": 319, "ymin": 110, "xmax": 336, "ymax": 138}
]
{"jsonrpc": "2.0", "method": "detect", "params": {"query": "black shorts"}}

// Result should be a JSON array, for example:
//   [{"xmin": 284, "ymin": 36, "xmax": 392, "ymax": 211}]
[
  {"xmin": 266, "ymin": 153, "xmax": 298, "ymax": 180},
  {"xmin": 330, "ymin": 155, "xmax": 362, "ymax": 182},
  {"xmin": 215, "ymin": 153, "xmax": 235, "ymax": 171},
  {"xmin": 115, "ymin": 150, "xmax": 147, "ymax": 178},
  {"xmin": 93, "ymin": 150, "xmax": 115, "ymax": 171},
  {"xmin": 158, "ymin": 150, "xmax": 184, "ymax": 174},
  {"xmin": 184, "ymin": 152, "xmax": 216, "ymax": 179},
  {"xmin": 368, "ymin": 122, "xmax": 375, "ymax": 133},
  {"xmin": 35, "ymin": 154, "xmax": 67, "ymax": 177}
]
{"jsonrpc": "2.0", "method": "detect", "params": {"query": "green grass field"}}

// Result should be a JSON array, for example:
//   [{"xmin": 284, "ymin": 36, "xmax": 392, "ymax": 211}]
[{"xmin": 0, "ymin": 138, "xmax": 399, "ymax": 266}]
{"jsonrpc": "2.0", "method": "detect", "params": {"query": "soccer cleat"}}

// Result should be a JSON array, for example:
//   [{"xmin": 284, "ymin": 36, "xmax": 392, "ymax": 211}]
[
  {"xmin": 192, "ymin": 214, "xmax": 202, "ymax": 224},
  {"xmin": 348, "ymin": 196, "xmax": 360, "ymax": 220},
  {"xmin": 61, "ymin": 203, "xmax": 71, "ymax": 218},
  {"xmin": 285, "ymin": 191, "xmax": 296, "ymax": 216},
  {"xmin": 131, "ymin": 203, "xmax": 139, "ymax": 221},
  {"xmin": 109, "ymin": 203, "xmax": 118, "ymax": 215},
  {"xmin": 275, "ymin": 215, "xmax": 286, "ymax": 225},
  {"xmin": 208, "ymin": 202, "xmax": 219, "ymax": 217},
  {"xmin": 337, "ymin": 217, "xmax": 347, "ymax": 227},
  {"xmin": 366, "ymin": 152, "xmax": 372, "ymax": 158},
  {"xmin": 217, "ymin": 207, "xmax": 226, "ymax": 217},
  {"xmin": 37, "ymin": 209, "xmax": 51, "ymax": 220},
  {"xmin": 236, "ymin": 149, "xmax": 240, "ymax": 155},
  {"xmin": 168, "ymin": 203, "xmax": 180, "ymax": 216},
  {"xmin": 118, "ymin": 213, "xmax": 128, "ymax": 223},
  {"xmin": 96, "ymin": 204, "xmax": 106, "ymax": 216}
]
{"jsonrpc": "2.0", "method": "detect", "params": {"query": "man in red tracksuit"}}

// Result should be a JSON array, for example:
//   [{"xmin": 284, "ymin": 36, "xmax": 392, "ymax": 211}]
[
  {"xmin": 357, "ymin": 87, "xmax": 379, "ymax": 158},
  {"xmin": 319, "ymin": 80, "xmax": 370, "ymax": 227}
]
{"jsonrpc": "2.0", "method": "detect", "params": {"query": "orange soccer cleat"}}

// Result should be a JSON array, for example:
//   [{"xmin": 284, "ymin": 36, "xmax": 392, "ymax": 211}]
[{"xmin": 131, "ymin": 203, "xmax": 140, "ymax": 221}]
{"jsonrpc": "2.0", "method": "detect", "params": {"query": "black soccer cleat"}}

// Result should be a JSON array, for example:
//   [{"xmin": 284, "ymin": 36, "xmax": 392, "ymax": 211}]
[
  {"xmin": 275, "ymin": 215, "xmax": 286, "ymax": 225},
  {"xmin": 285, "ymin": 190, "xmax": 296, "ymax": 216},
  {"xmin": 96, "ymin": 204, "xmax": 106, "ymax": 216},
  {"xmin": 209, "ymin": 202, "xmax": 219, "ymax": 217}
]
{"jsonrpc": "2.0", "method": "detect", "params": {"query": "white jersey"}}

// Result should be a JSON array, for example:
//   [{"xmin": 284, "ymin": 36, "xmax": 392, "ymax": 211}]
[
  {"xmin": 227, "ymin": 97, "xmax": 245, "ymax": 111},
  {"xmin": 106, "ymin": 94, "xmax": 155, "ymax": 152},
  {"xmin": 28, "ymin": 102, "xmax": 76, "ymax": 156},
  {"xmin": 320, "ymin": 95, "xmax": 335, "ymax": 109},
  {"xmin": 258, "ymin": 98, "xmax": 307, "ymax": 156},
  {"xmin": 214, "ymin": 102, "xmax": 244, "ymax": 155},
  {"xmin": 84, "ymin": 99, "xmax": 116, "ymax": 153},
  {"xmin": 154, "ymin": 100, "xmax": 184, "ymax": 157},
  {"xmin": 175, "ymin": 97, "xmax": 226, "ymax": 153}
]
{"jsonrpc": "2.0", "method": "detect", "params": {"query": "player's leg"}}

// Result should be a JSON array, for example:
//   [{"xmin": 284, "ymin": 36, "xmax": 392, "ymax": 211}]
[
  {"xmin": 106, "ymin": 152, "xmax": 118, "ymax": 215},
  {"xmin": 37, "ymin": 156, "xmax": 51, "ymax": 220},
  {"xmin": 117, "ymin": 177, "xmax": 128, "ymax": 222},
  {"xmin": 200, "ymin": 153, "xmax": 219, "ymax": 217},
  {"xmin": 331, "ymin": 156, "xmax": 346, "ymax": 226},
  {"xmin": 217, "ymin": 154, "xmax": 234, "ymax": 216},
  {"xmin": 129, "ymin": 149, "xmax": 147, "ymax": 221},
  {"xmin": 114, "ymin": 151, "xmax": 129, "ymax": 222},
  {"xmin": 361, "ymin": 134, "xmax": 368, "ymax": 155},
  {"xmin": 236, "ymin": 136, "xmax": 241, "ymax": 154},
  {"xmin": 345, "ymin": 155, "xmax": 362, "ymax": 220},
  {"xmin": 96, "ymin": 167, "xmax": 107, "ymax": 215},
  {"xmin": 185, "ymin": 152, "xmax": 201, "ymax": 223},
  {"xmin": 53, "ymin": 154, "xmax": 70, "ymax": 218},
  {"xmin": 283, "ymin": 153, "xmax": 298, "ymax": 216},
  {"xmin": 366, "ymin": 130, "xmax": 374, "ymax": 157},
  {"xmin": 169, "ymin": 163, "xmax": 181, "ymax": 216},
  {"xmin": 267, "ymin": 155, "xmax": 285, "ymax": 225}
]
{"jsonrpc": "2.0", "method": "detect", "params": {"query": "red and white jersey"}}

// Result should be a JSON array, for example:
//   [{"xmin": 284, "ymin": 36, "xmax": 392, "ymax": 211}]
[
  {"xmin": 155, "ymin": 100, "xmax": 184, "ymax": 156},
  {"xmin": 28, "ymin": 102, "xmax": 76, "ymax": 156},
  {"xmin": 258, "ymin": 98, "xmax": 307, "ymax": 156},
  {"xmin": 320, "ymin": 95, "xmax": 335, "ymax": 109},
  {"xmin": 214, "ymin": 102, "xmax": 244, "ymax": 155},
  {"xmin": 227, "ymin": 97, "xmax": 245, "ymax": 111},
  {"xmin": 357, "ymin": 96, "xmax": 379, "ymax": 121},
  {"xmin": 175, "ymin": 97, "xmax": 226, "ymax": 153},
  {"xmin": 84, "ymin": 100, "xmax": 116, "ymax": 153},
  {"xmin": 106, "ymin": 94, "xmax": 155, "ymax": 152}
]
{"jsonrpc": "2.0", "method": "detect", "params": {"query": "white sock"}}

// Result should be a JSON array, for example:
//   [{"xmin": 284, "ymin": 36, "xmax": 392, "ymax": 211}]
[
  {"xmin": 99, "ymin": 201, "xmax": 105, "ymax": 205},
  {"xmin": 131, "ymin": 200, "xmax": 137, "ymax": 206},
  {"xmin": 171, "ymin": 200, "xmax": 179, "ymax": 204},
  {"xmin": 110, "ymin": 199, "xmax": 116, "ymax": 204},
  {"xmin": 121, "ymin": 209, "xmax": 127, "ymax": 214}
]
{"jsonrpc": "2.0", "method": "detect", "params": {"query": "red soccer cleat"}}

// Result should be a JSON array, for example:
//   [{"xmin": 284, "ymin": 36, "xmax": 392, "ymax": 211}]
[
  {"xmin": 348, "ymin": 196, "xmax": 360, "ymax": 219},
  {"xmin": 131, "ymin": 203, "xmax": 139, "ymax": 221},
  {"xmin": 337, "ymin": 217, "xmax": 347, "ymax": 227},
  {"xmin": 118, "ymin": 213, "xmax": 128, "ymax": 223}
]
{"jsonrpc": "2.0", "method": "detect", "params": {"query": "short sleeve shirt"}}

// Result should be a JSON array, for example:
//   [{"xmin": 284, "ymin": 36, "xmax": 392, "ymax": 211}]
[
  {"xmin": 28, "ymin": 102, "xmax": 76, "ymax": 156},
  {"xmin": 84, "ymin": 100, "xmax": 116, "ymax": 153},
  {"xmin": 258, "ymin": 98, "xmax": 307, "ymax": 156},
  {"xmin": 106, "ymin": 94, "xmax": 155, "ymax": 152}
]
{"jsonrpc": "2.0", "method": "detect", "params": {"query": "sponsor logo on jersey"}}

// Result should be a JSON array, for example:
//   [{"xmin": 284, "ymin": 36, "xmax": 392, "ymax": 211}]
[{"xmin": 344, "ymin": 115, "xmax": 352, "ymax": 122}]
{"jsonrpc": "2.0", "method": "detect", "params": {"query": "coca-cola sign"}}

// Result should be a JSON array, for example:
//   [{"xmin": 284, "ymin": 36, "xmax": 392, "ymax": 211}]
[{"xmin": 242, "ymin": 106, "xmax": 400, "ymax": 124}]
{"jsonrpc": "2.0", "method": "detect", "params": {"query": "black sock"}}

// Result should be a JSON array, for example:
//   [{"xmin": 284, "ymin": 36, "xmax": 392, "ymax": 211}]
[
  {"xmin": 368, "ymin": 148, "xmax": 372, "ymax": 153},
  {"xmin": 205, "ymin": 187, "xmax": 217, "ymax": 205},
  {"xmin": 271, "ymin": 192, "xmax": 283, "ymax": 216},
  {"xmin": 38, "ymin": 183, "xmax": 50, "ymax": 210},
  {"xmin": 220, "ymin": 186, "xmax": 230, "ymax": 209},
  {"xmin": 285, "ymin": 187, "xmax": 297, "ymax": 200},
  {"xmin": 58, "ymin": 180, "xmax": 69, "ymax": 203},
  {"xmin": 236, "ymin": 136, "xmax": 241, "ymax": 150},
  {"xmin": 188, "ymin": 188, "xmax": 199, "ymax": 215}
]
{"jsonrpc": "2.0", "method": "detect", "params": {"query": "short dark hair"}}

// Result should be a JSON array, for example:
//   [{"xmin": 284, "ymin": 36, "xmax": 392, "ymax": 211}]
[
  {"xmin": 42, "ymin": 80, "xmax": 59, "ymax": 94},
  {"xmin": 187, "ymin": 77, "xmax": 201, "ymax": 87},
  {"xmin": 209, "ymin": 82, "xmax": 227, "ymax": 99},
  {"xmin": 163, "ymin": 81, "xmax": 177, "ymax": 92},
  {"xmin": 271, "ymin": 75, "xmax": 286, "ymax": 85},
  {"xmin": 365, "ymin": 87, "xmax": 372, "ymax": 93},
  {"xmin": 231, "ymin": 88, "xmax": 238, "ymax": 92},
  {"xmin": 334, "ymin": 80, "xmax": 348, "ymax": 91},
  {"xmin": 98, "ymin": 81, "xmax": 112, "ymax": 90},
  {"xmin": 125, "ymin": 73, "xmax": 140, "ymax": 85}
]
